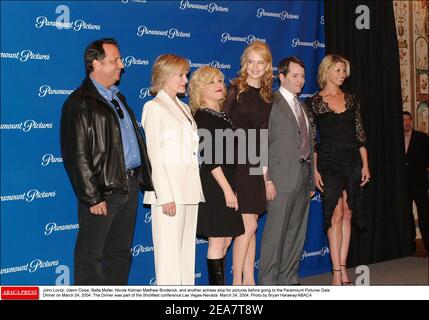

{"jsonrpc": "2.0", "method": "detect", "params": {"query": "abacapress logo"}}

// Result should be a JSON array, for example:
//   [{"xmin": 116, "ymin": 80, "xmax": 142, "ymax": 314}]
[{"xmin": 1, "ymin": 286, "xmax": 39, "ymax": 300}]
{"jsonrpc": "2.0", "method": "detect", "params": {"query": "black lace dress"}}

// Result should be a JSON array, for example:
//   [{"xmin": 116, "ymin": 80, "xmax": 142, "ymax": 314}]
[{"xmin": 306, "ymin": 93, "xmax": 366, "ymax": 232}]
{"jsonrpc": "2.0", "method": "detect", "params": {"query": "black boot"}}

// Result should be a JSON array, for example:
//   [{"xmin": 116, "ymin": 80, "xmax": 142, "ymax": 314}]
[{"xmin": 207, "ymin": 258, "xmax": 224, "ymax": 285}]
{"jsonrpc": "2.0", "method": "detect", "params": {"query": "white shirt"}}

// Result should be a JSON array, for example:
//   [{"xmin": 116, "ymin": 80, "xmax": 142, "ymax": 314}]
[
  {"xmin": 279, "ymin": 86, "xmax": 309, "ymax": 131},
  {"xmin": 404, "ymin": 130, "xmax": 412, "ymax": 153}
]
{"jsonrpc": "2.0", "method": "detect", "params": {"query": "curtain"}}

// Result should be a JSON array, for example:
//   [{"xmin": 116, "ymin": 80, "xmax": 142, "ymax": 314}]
[{"xmin": 324, "ymin": 0, "xmax": 413, "ymax": 266}]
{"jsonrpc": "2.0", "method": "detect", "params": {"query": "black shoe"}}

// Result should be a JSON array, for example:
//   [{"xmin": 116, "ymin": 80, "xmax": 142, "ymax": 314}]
[{"xmin": 340, "ymin": 265, "xmax": 354, "ymax": 286}]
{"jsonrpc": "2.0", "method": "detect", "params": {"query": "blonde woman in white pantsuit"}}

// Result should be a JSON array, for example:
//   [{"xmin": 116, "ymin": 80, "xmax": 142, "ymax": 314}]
[{"xmin": 141, "ymin": 54, "xmax": 204, "ymax": 285}]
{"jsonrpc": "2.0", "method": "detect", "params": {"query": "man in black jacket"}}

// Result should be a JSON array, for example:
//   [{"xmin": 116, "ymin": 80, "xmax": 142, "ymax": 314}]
[
  {"xmin": 403, "ymin": 111, "xmax": 429, "ymax": 254},
  {"xmin": 61, "ymin": 38, "xmax": 153, "ymax": 285}
]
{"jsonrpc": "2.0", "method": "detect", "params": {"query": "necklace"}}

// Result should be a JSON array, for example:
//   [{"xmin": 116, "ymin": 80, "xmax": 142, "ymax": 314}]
[{"xmin": 201, "ymin": 108, "xmax": 234, "ymax": 128}]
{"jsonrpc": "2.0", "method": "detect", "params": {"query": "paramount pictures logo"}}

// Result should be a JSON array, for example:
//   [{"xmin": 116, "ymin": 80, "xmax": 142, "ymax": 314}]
[
  {"xmin": 0, "ymin": 120, "xmax": 53, "ymax": 132},
  {"xmin": 301, "ymin": 247, "xmax": 330, "ymax": 260},
  {"xmin": 179, "ymin": 0, "xmax": 229, "ymax": 13},
  {"xmin": 221, "ymin": 33, "xmax": 266, "ymax": 44},
  {"xmin": 188, "ymin": 59, "xmax": 231, "ymax": 70},
  {"xmin": 131, "ymin": 244, "xmax": 154, "ymax": 257},
  {"xmin": 1, "ymin": 189, "xmax": 56, "ymax": 203},
  {"xmin": 137, "ymin": 26, "xmax": 191, "ymax": 39},
  {"xmin": 35, "ymin": 16, "xmax": 101, "ymax": 31},
  {"xmin": 44, "ymin": 222, "xmax": 79, "ymax": 235},
  {"xmin": 256, "ymin": 8, "xmax": 299, "ymax": 20},
  {"xmin": 291, "ymin": 38, "xmax": 325, "ymax": 49},
  {"xmin": 1, "ymin": 50, "xmax": 50, "ymax": 62},
  {"xmin": 139, "ymin": 88, "xmax": 150, "ymax": 99},
  {"xmin": 41, "ymin": 154, "xmax": 63, "ymax": 166},
  {"xmin": 38, "ymin": 85, "xmax": 74, "ymax": 97},
  {"xmin": 144, "ymin": 211, "xmax": 152, "ymax": 223},
  {"xmin": 0, "ymin": 259, "xmax": 60, "ymax": 275},
  {"xmin": 122, "ymin": 56, "xmax": 149, "ymax": 68}
]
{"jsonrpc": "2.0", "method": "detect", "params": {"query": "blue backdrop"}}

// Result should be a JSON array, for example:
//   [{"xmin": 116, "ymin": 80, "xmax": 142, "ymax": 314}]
[{"xmin": 1, "ymin": 0, "xmax": 329, "ymax": 285}]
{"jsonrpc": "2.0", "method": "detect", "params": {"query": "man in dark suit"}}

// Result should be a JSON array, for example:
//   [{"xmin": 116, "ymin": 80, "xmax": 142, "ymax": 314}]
[
  {"xmin": 259, "ymin": 57, "xmax": 315, "ymax": 285},
  {"xmin": 61, "ymin": 38, "xmax": 153, "ymax": 284},
  {"xmin": 403, "ymin": 111, "xmax": 429, "ymax": 253}
]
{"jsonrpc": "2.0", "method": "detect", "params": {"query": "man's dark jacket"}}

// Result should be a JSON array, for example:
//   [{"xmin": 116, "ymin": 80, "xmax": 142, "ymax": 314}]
[
  {"xmin": 405, "ymin": 129, "xmax": 429, "ymax": 191},
  {"xmin": 60, "ymin": 77, "xmax": 153, "ymax": 207}
]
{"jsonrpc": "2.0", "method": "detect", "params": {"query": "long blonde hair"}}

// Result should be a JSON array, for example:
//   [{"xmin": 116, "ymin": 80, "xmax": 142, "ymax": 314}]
[
  {"xmin": 231, "ymin": 41, "xmax": 273, "ymax": 103},
  {"xmin": 188, "ymin": 66, "xmax": 226, "ymax": 114},
  {"xmin": 317, "ymin": 54, "xmax": 350, "ymax": 89}
]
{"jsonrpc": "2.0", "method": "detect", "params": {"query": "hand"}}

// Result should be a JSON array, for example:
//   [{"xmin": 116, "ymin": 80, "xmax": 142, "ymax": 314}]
[
  {"xmin": 162, "ymin": 202, "xmax": 176, "ymax": 216},
  {"xmin": 266, "ymin": 181, "xmax": 277, "ymax": 201},
  {"xmin": 310, "ymin": 191, "xmax": 316, "ymax": 198},
  {"xmin": 314, "ymin": 169, "xmax": 324, "ymax": 193},
  {"xmin": 224, "ymin": 189, "xmax": 239, "ymax": 211},
  {"xmin": 360, "ymin": 166, "xmax": 371, "ymax": 187},
  {"xmin": 89, "ymin": 201, "xmax": 107, "ymax": 216}
]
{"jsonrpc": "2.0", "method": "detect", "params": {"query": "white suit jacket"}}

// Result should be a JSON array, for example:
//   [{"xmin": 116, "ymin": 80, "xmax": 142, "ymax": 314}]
[{"xmin": 141, "ymin": 90, "xmax": 205, "ymax": 206}]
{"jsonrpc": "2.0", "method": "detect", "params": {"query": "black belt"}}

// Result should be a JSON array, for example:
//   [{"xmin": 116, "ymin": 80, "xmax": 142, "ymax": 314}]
[{"xmin": 126, "ymin": 166, "xmax": 140, "ymax": 178}]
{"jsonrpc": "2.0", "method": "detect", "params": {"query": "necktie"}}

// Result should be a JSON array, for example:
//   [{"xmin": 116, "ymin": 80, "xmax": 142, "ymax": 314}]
[{"xmin": 292, "ymin": 97, "xmax": 310, "ymax": 159}]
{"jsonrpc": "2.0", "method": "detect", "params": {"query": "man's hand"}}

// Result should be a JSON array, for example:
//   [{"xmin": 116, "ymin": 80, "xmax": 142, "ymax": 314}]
[{"xmin": 90, "ymin": 201, "xmax": 107, "ymax": 216}]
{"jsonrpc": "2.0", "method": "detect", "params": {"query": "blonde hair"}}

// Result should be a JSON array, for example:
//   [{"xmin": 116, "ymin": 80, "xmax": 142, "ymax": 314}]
[
  {"xmin": 317, "ymin": 54, "xmax": 350, "ymax": 89},
  {"xmin": 231, "ymin": 41, "xmax": 273, "ymax": 103},
  {"xmin": 150, "ymin": 54, "xmax": 190, "ymax": 95},
  {"xmin": 188, "ymin": 66, "xmax": 226, "ymax": 114}
]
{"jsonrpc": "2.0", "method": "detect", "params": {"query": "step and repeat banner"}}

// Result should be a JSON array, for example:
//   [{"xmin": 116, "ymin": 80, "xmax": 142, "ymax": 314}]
[{"xmin": 1, "ymin": 0, "xmax": 328, "ymax": 285}]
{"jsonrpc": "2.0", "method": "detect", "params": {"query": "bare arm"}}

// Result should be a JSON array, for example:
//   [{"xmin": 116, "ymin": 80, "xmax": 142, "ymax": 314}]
[
  {"xmin": 313, "ymin": 152, "xmax": 324, "ymax": 192},
  {"xmin": 211, "ymin": 167, "xmax": 238, "ymax": 211},
  {"xmin": 359, "ymin": 146, "xmax": 371, "ymax": 186}
]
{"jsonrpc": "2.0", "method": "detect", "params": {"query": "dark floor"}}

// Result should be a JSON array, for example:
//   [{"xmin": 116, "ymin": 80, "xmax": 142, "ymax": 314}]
[{"xmin": 414, "ymin": 239, "xmax": 428, "ymax": 258}]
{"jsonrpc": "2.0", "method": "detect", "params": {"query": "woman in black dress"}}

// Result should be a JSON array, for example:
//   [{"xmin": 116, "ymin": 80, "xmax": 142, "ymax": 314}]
[
  {"xmin": 189, "ymin": 66, "xmax": 244, "ymax": 285},
  {"xmin": 223, "ymin": 41, "xmax": 273, "ymax": 285},
  {"xmin": 306, "ymin": 54, "xmax": 371, "ymax": 285}
]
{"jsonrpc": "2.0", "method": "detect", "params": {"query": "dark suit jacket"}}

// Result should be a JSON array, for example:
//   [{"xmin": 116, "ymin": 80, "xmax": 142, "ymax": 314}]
[
  {"xmin": 405, "ymin": 130, "xmax": 429, "ymax": 191},
  {"xmin": 268, "ymin": 90, "xmax": 315, "ymax": 192}
]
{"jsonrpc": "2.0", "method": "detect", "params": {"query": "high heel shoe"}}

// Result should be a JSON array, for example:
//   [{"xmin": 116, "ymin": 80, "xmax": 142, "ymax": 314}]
[
  {"xmin": 340, "ymin": 265, "xmax": 354, "ymax": 286},
  {"xmin": 331, "ymin": 269, "xmax": 342, "ymax": 286}
]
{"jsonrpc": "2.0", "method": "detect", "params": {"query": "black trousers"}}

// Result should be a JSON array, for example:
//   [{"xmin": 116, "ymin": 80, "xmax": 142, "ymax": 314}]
[
  {"xmin": 74, "ymin": 176, "xmax": 139, "ymax": 285},
  {"xmin": 408, "ymin": 188, "xmax": 429, "ymax": 253}
]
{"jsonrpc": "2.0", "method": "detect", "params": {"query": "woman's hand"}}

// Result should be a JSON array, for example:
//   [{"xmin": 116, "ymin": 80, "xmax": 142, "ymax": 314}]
[
  {"xmin": 162, "ymin": 202, "xmax": 176, "ymax": 216},
  {"xmin": 266, "ymin": 181, "xmax": 277, "ymax": 201},
  {"xmin": 360, "ymin": 166, "xmax": 371, "ymax": 187},
  {"xmin": 224, "ymin": 189, "xmax": 239, "ymax": 211},
  {"xmin": 314, "ymin": 169, "xmax": 324, "ymax": 193}
]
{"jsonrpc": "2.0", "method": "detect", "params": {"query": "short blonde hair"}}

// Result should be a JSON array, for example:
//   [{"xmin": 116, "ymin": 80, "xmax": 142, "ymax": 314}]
[
  {"xmin": 317, "ymin": 54, "xmax": 350, "ymax": 89},
  {"xmin": 188, "ymin": 66, "xmax": 226, "ymax": 113},
  {"xmin": 150, "ymin": 54, "xmax": 190, "ymax": 95},
  {"xmin": 232, "ymin": 40, "xmax": 273, "ymax": 103}
]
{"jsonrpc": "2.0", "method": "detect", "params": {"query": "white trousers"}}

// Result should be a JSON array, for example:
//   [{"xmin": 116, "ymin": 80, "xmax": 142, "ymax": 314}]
[{"xmin": 151, "ymin": 204, "xmax": 198, "ymax": 285}]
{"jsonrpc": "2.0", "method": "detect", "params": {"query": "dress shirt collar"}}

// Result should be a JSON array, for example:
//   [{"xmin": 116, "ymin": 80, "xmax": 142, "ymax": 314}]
[
  {"xmin": 90, "ymin": 76, "xmax": 119, "ymax": 101},
  {"xmin": 279, "ymin": 85, "xmax": 297, "ymax": 105}
]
